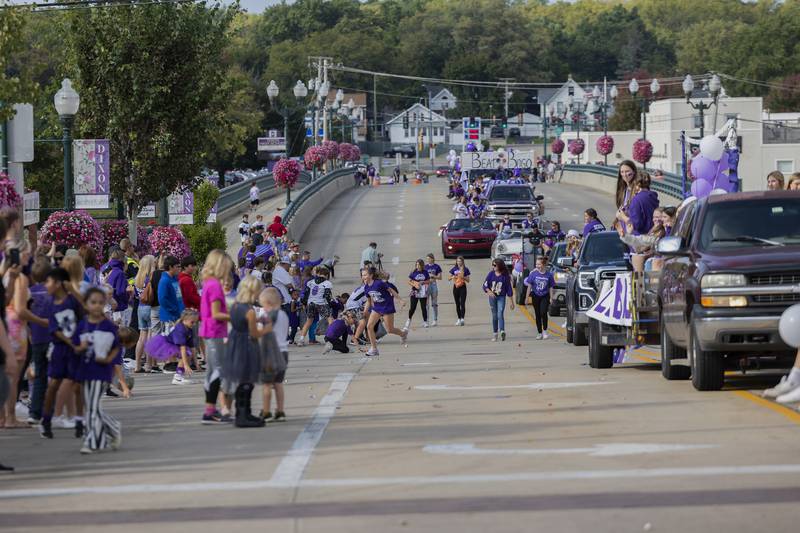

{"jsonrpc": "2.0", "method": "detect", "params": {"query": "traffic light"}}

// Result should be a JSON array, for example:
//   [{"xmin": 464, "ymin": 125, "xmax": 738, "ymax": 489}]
[
  {"xmin": 501, "ymin": 116, "xmax": 508, "ymax": 129},
  {"xmin": 402, "ymin": 112, "xmax": 409, "ymax": 129},
  {"xmin": 469, "ymin": 116, "xmax": 477, "ymax": 128}
]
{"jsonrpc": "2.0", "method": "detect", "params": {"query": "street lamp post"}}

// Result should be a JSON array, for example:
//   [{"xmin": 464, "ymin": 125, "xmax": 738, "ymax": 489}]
[
  {"xmin": 682, "ymin": 74, "xmax": 721, "ymax": 138},
  {"xmin": 628, "ymin": 78, "xmax": 660, "ymax": 141},
  {"xmin": 568, "ymin": 94, "xmax": 588, "ymax": 164},
  {"xmin": 267, "ymin": 79, "xmax": 308, "ymax": 205},
  {"xmin": 54, "ymin": 78, "xmax": 80, "ymax": 211},
  {"xmin": 591, "ymin": 84, "xmax": 617, "ymax": 165}
]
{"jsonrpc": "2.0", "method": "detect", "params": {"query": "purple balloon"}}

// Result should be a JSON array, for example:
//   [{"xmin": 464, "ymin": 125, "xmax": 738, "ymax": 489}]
[
  {"xmin": 718, "ymin": 152, "xmax": 730, "ymax": 173},
  {"xmin": 690, "ymin": 156, "xmax": 717, "ymax": 182},
  {"xmin": 691, "ymin": 178, "xmax": 713, "ymax": 198}
]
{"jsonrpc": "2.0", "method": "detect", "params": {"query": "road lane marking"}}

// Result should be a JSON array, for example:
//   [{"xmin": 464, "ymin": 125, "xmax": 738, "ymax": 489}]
[
  {"xmin": 393, "ymin": 238, "xmax": 400, "ymax": 245},
  {"xmin": 269, "ymin": 373, "xmax": 355, "ymax": 487},
  {"xmin": 415, "ymin": 382, "xmax": 614, "ymax": 391},
  {"xmin": 392, "ymin": 257, "xmax": 400, "ymax": 265},
  {"xmin": 734, "ymin": 391, "xmax": 800, "ymax": 425},
  {"xmin": 396, "ymin": 225, "xmax": 402, "ymax": 230},
  {"xmin": 423, "ymin": 443, "xmax": 718, "ymax": 457},
  {"xmin": 402, "ymin": 360, "xmax": 525, "ymax": 367},
  {"xmin": 396, "ymin": 216, "xmax": 403, "ymax": 220}
]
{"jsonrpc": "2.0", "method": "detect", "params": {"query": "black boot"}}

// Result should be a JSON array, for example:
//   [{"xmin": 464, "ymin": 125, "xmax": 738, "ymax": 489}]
[{"xmin": 235, "ymin": 384, "xmax": 263, "ymax": 428}]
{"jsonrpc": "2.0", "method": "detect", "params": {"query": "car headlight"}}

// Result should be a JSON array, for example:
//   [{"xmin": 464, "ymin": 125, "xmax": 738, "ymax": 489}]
[
  {"xmin": 701, "ymin": 296, "xmax": 748, "ymax": 307},
  {"xmin": 701, "ymin": 274, "xmax": 746, "ymax": 288},
  {"xmin": 578, "ymin": 272, "xmax": 595, "ymax": 290},
  {"xmin": 554, "ymin": 271, "xmax": 566, "ymax": 283},
  {"xmin": 497, "ymin": 243, "xmax": 507, "ymax": 253}
]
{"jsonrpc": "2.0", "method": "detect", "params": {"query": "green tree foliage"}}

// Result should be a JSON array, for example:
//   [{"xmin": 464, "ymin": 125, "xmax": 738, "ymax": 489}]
[
  {"xmin": 0, "ymin": 7, "xmax": 37, "ymax": 122},
  {"xmin": 183, "ymin": 180, "xmax": 226, "ymax": 265}
]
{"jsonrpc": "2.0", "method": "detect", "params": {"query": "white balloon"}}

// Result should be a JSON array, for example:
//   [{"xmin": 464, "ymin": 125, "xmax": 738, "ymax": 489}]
[
  {"xmin": 778, "ymin": 304, "xmax": 800, "ymax": 348},
  {"xmin": 699, "ymin": 135, "xmax": 724, "ymax": 161},
  {"xmin": 710, "ymin": 188, "xmax": 728, "ymax": 196}
]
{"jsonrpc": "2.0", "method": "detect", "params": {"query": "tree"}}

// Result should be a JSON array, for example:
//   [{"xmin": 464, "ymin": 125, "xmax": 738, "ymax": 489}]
[
  {"xmin": 66, "ymin": 1, "xmax": 236, "ymax": 235},
  {"xmin": 765, "ymin": 74, "xmax": 800, "ymax": 113},
  {"xmin": 0, "ymin": 7, "xmax": 37, "ymax": 122}
]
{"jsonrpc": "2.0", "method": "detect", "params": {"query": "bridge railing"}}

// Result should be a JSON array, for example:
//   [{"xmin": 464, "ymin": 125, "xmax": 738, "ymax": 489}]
[
  {"xmin": 216, "ymin": 170, "xmax": 313, "ymax": 216},
  {"xmin": 563, "ymin": 164, "xmax": 685, "ymax": 202},
  {"xmin": 282, "ymin": 167, "xmax": 358, "ymax": 240}
]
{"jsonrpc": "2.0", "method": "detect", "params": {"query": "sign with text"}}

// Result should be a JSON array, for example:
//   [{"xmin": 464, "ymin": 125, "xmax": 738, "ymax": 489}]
[
  {"xmin": 586, "ymin": 274, "xmax": 633, "ymax": 327},
  {"xmin": 23, "ymin": 191, "xmax": 39, "ymax": 226},
  {"xmin": 462, "ymin": 150, "xmax": 535, "ymax": 170},
  {"xmin": 258, "ymin": 129, "xmax": 286, "ymax": 151},
  {"xmin": 73, "ymin": 139, "xmax": 110, "ymax": 209},
  {"xmin": 168, "ymin": 191, "xmax": 193, "ymax": 225},
  {"xmin": 138, "ymin": 203, "xmax": 156, "ymax": 218}
]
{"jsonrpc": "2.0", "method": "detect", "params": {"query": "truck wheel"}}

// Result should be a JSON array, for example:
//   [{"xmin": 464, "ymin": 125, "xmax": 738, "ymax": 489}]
[
  {"xmin": 588, "ymin": 318, "xmax": 614, "ymax": 369},
  {"xmin": 689, "ymin": 323, "xmax": 725, "ymax": 391},
  {"xmin": 574, "ymin": 323, "xmax": 588, "ymax": 346},
  {"xmin": 548, "ymin": 304, "xmax": 560, "ymax": 317},
  {"xmin": 661, "ymin": 314, "xmax": 690, "ymax": 380}
]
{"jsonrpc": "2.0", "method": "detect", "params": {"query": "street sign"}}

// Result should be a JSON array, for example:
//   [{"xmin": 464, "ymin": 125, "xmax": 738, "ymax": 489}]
[
  {"xmin": 138, "ymin": 204, "xmax": 156, "ymax": 218},
  {"xmin": 257, "ymin": 129, "xmax": 286, "ymax": 152},
  {"xmin": 73, "ymin": 139, "xmax": 110, "ymax": 209},
  {"xmin": 462, "ymin": 150, "xmax": 535, "ymax": 170},
  {"xmin": 23, "ymin": 191, "xmax": 39, "ymax": 226}
]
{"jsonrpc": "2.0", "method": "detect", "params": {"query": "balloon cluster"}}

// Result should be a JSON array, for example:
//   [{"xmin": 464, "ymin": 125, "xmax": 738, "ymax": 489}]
[
  {"xmin": 465, "ymin": 142, "xmax": 478, "ymax": 152},
  {"xmin": 551, "ymin": 138, "xmax": 565, "ymax": 155},
  {"xmin": 689, "ymin": 136, "xmax": 734, "ymax": 199}
]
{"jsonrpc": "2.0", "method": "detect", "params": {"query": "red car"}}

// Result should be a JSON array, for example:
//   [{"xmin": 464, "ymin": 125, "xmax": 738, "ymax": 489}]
[
  {"xmin": 435, "ymin": 166, "xmax": 451, "ymax": 178},
  {"xmin": 441, "ymin": 218, "xmax": 498, "ymax": 258}
]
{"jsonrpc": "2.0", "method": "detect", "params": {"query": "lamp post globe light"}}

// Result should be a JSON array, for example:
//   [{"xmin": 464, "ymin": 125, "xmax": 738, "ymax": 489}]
[
  {"xmin": 267, "ymin": 80, "xmax": 313, "ymax": 196},
  {"xmin": 54, "ymin": 78, "xmax": 80, "ymax": 211},
  {"xmin": 683, "ymin": 73, "xmax": 722, "ymax": 138},
  {"xmin": 627, "ymin": 77, "xmax": 659, "ymax": 143},
  {"xmin": 590, "ymin": 84, "xmax": 617, "ymax": 166}
]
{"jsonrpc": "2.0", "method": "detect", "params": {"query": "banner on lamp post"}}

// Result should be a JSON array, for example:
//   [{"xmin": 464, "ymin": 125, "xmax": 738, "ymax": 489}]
[
  {"xmin": 168, "ymin": 191, "xmax": 193, "ymax": 225},
  {"xmin": 73, "ymin": 139, "xmax": 110, "ymax": 209}
]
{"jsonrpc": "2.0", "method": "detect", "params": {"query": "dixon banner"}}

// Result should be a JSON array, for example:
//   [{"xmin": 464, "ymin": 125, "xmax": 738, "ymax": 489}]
[{"xmin": 73, "ymin": 139, "xmax": 110, "ymax": 209}]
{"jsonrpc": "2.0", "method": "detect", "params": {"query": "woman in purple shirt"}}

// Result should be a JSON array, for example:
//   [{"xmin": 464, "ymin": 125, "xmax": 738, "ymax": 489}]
[
  {"xmin": 482, "ymin": 259, "xmax": 515, "ymax": 342},
  {"xmin": 363, "ymin": 267, "xmax": 407, "ymax": 357}
]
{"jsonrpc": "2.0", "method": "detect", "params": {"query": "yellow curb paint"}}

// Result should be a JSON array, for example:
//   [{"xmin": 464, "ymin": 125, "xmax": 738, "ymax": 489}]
[{"xmin": 733, "ymin": 391, "xmax": 800, "ymax": 425}]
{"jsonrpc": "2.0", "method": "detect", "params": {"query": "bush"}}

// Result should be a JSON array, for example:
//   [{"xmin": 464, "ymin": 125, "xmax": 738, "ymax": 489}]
[
  {"xmin": 193, "ymin": 181, "xmax": 219, "ymax": 225},
  {"xmin": 183, "ymin": 223, "xmax": 227, "ymax": 264},
  {"xmin": 40, "ymin": 210, "xmax": 103, "ymax": 255}
]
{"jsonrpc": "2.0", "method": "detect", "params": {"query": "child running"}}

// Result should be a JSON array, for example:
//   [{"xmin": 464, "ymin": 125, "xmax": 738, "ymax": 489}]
[
  {"xmin": 73, "ymin": 288, "xmax": 128, "ymax": 454},
  {"xmin": 295, "ymin": 266, "xmax": 334, "ymax": 346},
  {"xmin": 258, "ymin": 288, "xmax": 289, "ymax": 422},
  {"xmin": 145, "ymin": 309, "xmax": 199, "ymax": 385},
  {"xmin": 363, "ymin": 266, "xmax": 407, "ymax": 357}
]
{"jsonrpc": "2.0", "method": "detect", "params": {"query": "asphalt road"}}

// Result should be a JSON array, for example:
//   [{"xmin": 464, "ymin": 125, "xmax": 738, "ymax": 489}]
[{"xmin": 1, "ymin": 177, "xmax": 798, "ymax": 533}]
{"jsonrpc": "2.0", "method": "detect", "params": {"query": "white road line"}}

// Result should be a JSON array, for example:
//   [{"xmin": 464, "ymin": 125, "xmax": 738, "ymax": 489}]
[
  {"xmin": 395, "ymin": 225, "xmax": 402, "ymax": 230},
  {"xmin": 392, "ymin": 256, "xmax": 400, "ymax": 265},
  {"xmin": 423, "ymin": 443, "xmax": 719, "ymax": 457},
  {"xmin": 4, "ymin": 464, "xmax": 800, "ymax": 498},
  {"xmin": 415, "ymin": 382, "xmax": 614, "ymax": 391},
  {"xmin": 393, "ymin": 238, "xmax": 401, "ymax": 245},
  {"xmin": 268, "ymin": 373, "xmax": 355, "ymax": 487},
  {"xmin": 396, "ymin": 216, "xmax": 403, "ymax": 220},
  {"xmin": 401, "ymin": 360, "xmax": 525, "ymax": 367}
]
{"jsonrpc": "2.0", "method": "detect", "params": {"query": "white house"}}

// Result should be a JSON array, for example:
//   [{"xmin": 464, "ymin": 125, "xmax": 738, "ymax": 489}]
[
  {"xmin": 430, "ymin": 88, "xmax": 458, "ymax": 113},
  {"xmin": 385, "ymin": 103, "xmax": 449, "ymax": 145},
  {"xmin": 509, "ymin": 112, "xmax": 543, "ymax": 137},
  {"xmin": 543, "ymin": 76, "xmax": 605, "ymax": 130},
  {"xmin": 560, "ymin": 95, "xmax": 800, "ymax": 192}
]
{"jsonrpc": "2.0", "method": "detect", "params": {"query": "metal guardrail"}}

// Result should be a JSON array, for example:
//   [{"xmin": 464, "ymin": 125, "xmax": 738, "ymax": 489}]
[
  {"xmin": 216, "ymin": 170, "xmax": 312, "ymax": 215},
  {"xmin": 564, "ymin": 164, "xmax": 686, "ymax": 200},
  {"xmin": 281, "ymin": 167, "xmax": 356, "ymax": 227}
]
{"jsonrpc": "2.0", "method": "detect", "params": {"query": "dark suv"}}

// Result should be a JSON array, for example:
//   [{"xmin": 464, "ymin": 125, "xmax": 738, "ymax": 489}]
[
  {"xmin": 658, "ymin": 191, "xmax": 800, "ymax": 391},
  {"xmin": 563, "ymin": 231, "xmax": 630, "ymax": 345}
]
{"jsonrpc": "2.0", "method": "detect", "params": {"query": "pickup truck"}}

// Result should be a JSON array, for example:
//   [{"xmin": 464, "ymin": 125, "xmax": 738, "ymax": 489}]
[
  {"xmin": 548, "ymin": 242, "xmax": 570, "ymax": 317},
  {"xmin": 484, "ymin": 183, "xmax": 545, "ymax": 223},
  {"xmin": 562, "ymin": 231, "xmax": 630, "ymax": 346},
  {"xmin": 658, "ymin": 191, "xmax": 800, "ymax": 390}
]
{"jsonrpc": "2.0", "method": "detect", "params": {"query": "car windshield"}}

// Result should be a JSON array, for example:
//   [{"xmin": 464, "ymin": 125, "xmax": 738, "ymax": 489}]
[
  {"xmin": 448, "ymin": 219, "xmax": 494, "ymax": 231},
  {"xmin": 699, "ymin": 198, "xmax": 800, "ymax": 250},
  {"xmin": 579, "ymin": 233, "xmax": 629, "ymax": 264},
  {"xmin": 488, "ymin": 186, "xmax": 533, "ymax": 202},
  {"xmin": 549, "ymin": 243, "xmax": 567, "ymax": 263}
]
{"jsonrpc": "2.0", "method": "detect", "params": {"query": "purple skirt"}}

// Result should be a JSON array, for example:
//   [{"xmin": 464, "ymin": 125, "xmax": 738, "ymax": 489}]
[{"xmin": 145, "ymin": 335, "xmax": 191, "ymax": 362}]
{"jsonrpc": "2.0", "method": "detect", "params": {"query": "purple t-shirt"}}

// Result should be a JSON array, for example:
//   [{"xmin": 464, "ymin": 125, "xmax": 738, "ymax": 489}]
[
  {"xmin": 483, "ymin": 271, "xmax": 513, "ymax": 297},
  {"xmin": 49, "ymin": 294, "xmax": 81, "ymax": 347},
  {"xmin": 200, "ymin": 277, "xmax": 227, "ymax": 338},
  {"xmin": 167, "ymin": 322, "xmax": 195, "ymax": 348},
  {"xmin": 325, "ymin": 318, "xmax": 350, "ymax": 339},
  {"xmin": 29, "ymin": 283, "xmax": 52, "ymax": 344},
  {"xmin": 72, "ymin": 318, "xmax": 121, "ymax": 383},
  {"xmin": 582, "ymin": 219, "xmax": 606, "ymax": 236},
  {"xmin": 449, "ymin": 266, "xmax": 471, "ymax": 278},
  {"xmin": 424, "ymin": 263, "xmax": 442, "ymax": 280},
  {"xmin": 524, "ymin": 270, "xmax": 556, "ymax": 297},
  {"xmin": 409, "ymin": 269, "xmax": 430, "ymax": 283},
  {"xmin": 365, "ymin": 280, "xmax": 396, "ymax": 315}
]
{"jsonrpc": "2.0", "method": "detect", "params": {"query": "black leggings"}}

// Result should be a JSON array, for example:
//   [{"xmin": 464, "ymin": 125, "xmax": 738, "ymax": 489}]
[
  {"xmin": 532, "ymin": 294, "xmax": 550, "ymax": 333},
  {"xmin": 453, "ymin": 285, "xmax": 467, "ymax": 319},
  {"xmin": 409, "ymin": 296, "xmax": 428, "ymax": 321}
]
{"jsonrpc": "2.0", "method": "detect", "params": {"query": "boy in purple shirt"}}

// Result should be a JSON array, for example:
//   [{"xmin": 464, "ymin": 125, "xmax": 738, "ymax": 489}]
[
  {"xmin": 323, "ymin": 312, "xmax": 356, "ymax": 354},
  {"xmin": 27, "ymin": 259, "xmax": 54, "ymax": 423},
  {"xmin": 524, "ymin": 256, "xmax": 556, "ymax": 339}
]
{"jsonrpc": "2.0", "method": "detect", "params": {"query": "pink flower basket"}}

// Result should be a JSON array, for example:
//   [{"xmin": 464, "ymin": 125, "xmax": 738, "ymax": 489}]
[
  {"xmin": 148, "ymin": 226, "xmax": 190, "ymax": 260},
  {"xmin": 101, "ymin": 219, "xmax": 153, "ymax": 257},
  {"xmin": 339, "ymin": 142, "xmax": 361, "ymax": 162},
  {"xmin": 633, "ymin": 138, "xmax": 654, "ymax": 164},
  {"xmin": 303, "ymin": 146, "xmax": 325, "ymax": 170},
  {"xmin": 0, "ymin": 173, "xmax": 22, "ymax": 209},
  {"xmin": 40, "ymin": 210, "xmax": 104, "ymax": 255},
  {"xmin": 273, "ymin": 158, "xmax": 301, "ymax": 189},
  {"xmin": 596, "ymin": 135, "xmax": 615, "ymax": 156},
  {"xmin": 568, "ymin": 138, "xmax": 585, "ymax": 156},
  {"xmin": 321, "ymin": 140, "xmax": 339, "ymax": 160},
  {"xmin": 551, "ymin": 138, "xmax": 565, "ymax": 155}
]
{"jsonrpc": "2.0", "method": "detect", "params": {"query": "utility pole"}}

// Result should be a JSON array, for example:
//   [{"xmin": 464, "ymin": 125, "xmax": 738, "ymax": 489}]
[
  {"xmin": 308, "ymin": 56, "xmax": 333, "ymax": 145},
  {"xmin": 322, "ymin": 58, "xmax": 329, "ymax": 142},
  {"xmin": 499, "ymin": 78, "xmax": 515, "ymax": 139},
  {"xmin": 373, "ymin": 74, "xmax": 378, "ymax": 142}
]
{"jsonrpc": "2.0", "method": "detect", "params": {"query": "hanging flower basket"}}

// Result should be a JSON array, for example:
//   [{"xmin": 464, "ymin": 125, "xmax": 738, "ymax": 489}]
[
  {"xmin": 303, "ymin": 146, "xmax": 325, "ymax": 170},
  {"xmin": 40, "ymin": 210, "xmax": 104, "ymax": 254},
  {"xmin": 0, "ymin": 173, "xmax": 22, "ymax": 209},
  {"xmin": 321, "ymin": 140, "xmax": 339, "ymax": 160},
  {"xmin": 568, "ymin": 138, "xmax": 585, "ymax": 156},
  {"xmin": 551, "ymin": 138, "xmax": 565, "ymax": 155},
  {"xmin": 339, "ymin": 142, "xmax": 361, "ymax": 162},
  {"xmin": 596, "ymin": 135, "xmax": 615, "ymax": 156},
  {"xmin": 100, "ymin": 219, "xmax": 152, "ymax": 257},
  {"xmin": 633, "ymin": 138, "xmax": 654, "ymax": 164},
  {"xmin": 148, "ymin": 226, "xmax": 190, "ymax": 260},
  {"xmin": 273, "ymin": 158, "xmax": 301, "ymax": 189}
]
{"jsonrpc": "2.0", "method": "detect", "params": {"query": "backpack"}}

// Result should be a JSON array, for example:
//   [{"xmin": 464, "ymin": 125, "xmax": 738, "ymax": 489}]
[{"xmin": 140, "ymin": 278, "xmax": 155, "ymax": 306}]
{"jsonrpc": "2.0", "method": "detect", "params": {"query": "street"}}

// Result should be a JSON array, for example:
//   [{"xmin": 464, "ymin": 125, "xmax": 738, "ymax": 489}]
[{"xmin": 1, "ymin": 178, "xmax": 799, "ymax": 532}]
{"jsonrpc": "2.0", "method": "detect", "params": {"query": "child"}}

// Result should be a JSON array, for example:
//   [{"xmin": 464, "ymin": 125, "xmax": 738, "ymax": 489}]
[
  {"xmin": 73, "ymin": 288, "xmax": 129, "ymax": 454},
  {"xmin": 244, "ymin": 245, "xmax": 256, "ymax": 271},
  {"xmin": 252, "ymin": 256, "xmax": 265, "ymax": 280},
  {"xmin": 40, "ymin": 268, "xmax": 84, "ymax": 440},
  {"xmin": 523, "ymin": 257, "xmax": 556, "ymax": 340},
  {"xmin": 27, "ymin": 257, "xmax": 53, "ymax": 425},
  {"xmin": 287, "ymin": 289, "xmax": 301, "ymax": 344},
  {"xmin": 238, "ymin": 214, "xmax": 250, "ymax": 244},
  {"xmin": 237, "ymin": 256, "xmax": 248, "ymax": 280},
  {"xmin": 224, "ymin": 276, "xmax": 269, "ymax": 428},
  {"xmin": 252, "ymin": 214, "xmax": 266, "ymax": 233},
  {"xmin": 145, "ymin": 309, "xmax": 199, "ymax": 385},
  {"xmin": 259, "ymin": 288, "xmax": 289, "ymax": 422},
  {"xmin": 323, "ymin": 311, "xmax": 356, "ymax": 354},
  {"xmin": 296, "ymin": 266, "xmax": 334, "ymax": 347}
]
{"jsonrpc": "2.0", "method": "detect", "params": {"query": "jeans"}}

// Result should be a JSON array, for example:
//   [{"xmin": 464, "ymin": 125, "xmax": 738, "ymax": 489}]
[
  {"xmin": 488, "ymin": 295, "xmax": 506, "ymax": 333},
  {"xmin": 427, "ymin": 283, "xmax": 439, "ymax": 321},
  {"xmin": 29, "ymin": 342, "xmax": 50, "ymax": 420}
]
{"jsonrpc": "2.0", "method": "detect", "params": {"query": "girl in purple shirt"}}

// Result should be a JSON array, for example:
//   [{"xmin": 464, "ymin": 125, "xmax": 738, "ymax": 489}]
[
  {"xmin": 483, "ymin": 259, "xmax": 515, "ymax": 341},
  {"xmin": 362, "ymin": 267, "xmax": 407, "ymax": 357}
]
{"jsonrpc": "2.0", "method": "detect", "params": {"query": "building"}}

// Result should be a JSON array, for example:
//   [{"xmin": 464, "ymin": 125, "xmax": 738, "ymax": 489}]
[
  {"xmin": 325, "ymin": 90, "xmax": 368, "ymax": 142},
  {"xmin": 385, "ymin": 103, "xmax": 449, "ymax": 145},
  {"xmin": 542, "ymin": 76, "xmax": 604, "ymax": 131},
  {"xmin": 560, "ymin": 95, "xmax": 800, "ymax": 192},
  {"xmin": 429, "ymin": 87, "xmax": 458, "ymax": 113}
]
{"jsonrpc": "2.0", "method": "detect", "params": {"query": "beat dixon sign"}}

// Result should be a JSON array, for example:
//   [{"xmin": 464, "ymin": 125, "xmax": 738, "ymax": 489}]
[{"xmin": 462, "ymin": 150, "xmax": 535, "ymax": 170}]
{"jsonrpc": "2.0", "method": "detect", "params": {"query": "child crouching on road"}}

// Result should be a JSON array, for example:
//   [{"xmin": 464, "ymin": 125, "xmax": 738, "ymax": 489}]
[
  {"xmin": 323, "ymin": 311, "xmax": 356, "ymax": 354},
  {"xmin": 259, "ymin": 288, "xmax": 289, "ymax": 422},
  {"xmin": 145, "ymin": 309, "xmax": 199, "ymax": 385}
]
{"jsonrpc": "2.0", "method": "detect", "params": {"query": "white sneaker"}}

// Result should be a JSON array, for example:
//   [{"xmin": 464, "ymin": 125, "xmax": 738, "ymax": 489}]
[
  {"xmin": 459, "ymin": 319, "xmax": 465, "ymax": 326},
  {"xmin": 500, "ymin": 330, "xmax": 506, "ymax": 341},
  {"xmin": 422, "ymin": 321, "xmax": 429, "ymax": 328},
  {"xmin": 111, "ymin": 432, "xmax": 122, "ymax": 450},
  {"xmin": 403, "ymin": 319, "xmax": 411, "ymax": 331},
  {"xmin": 536, "ymin": 333, "xmax": 543, "ymax": 340},
  {"xmin": 431, "ymin": 320, "xmax": 437, "ymax": 327},
  {"xmin": 296, "ymin": 336, "xmax": 306, "ymax": 347},
  {"xmin": 455, "ymin": 319, "xmax": 461, "ymax": 326},
  {"xmin": 323, "ymin": 342, "xmax": 333, "ymax": 355},
  {"xmin": 776, "ymin": 384, "xmax": 800, "ymax": 404},
  {"xmin": 172, "ymin": 374, "xmax": 184, "ymax": 385},
  {"xmin": 15, "ymin": 401, "xmax": 29, "ymax": 419},
  {"xmin": 55, "ymin": 416, "xmax": 76, "ymax": 429},
  {"xmin": 542, "ymin": 331, "xmax": 550, "ymax": 340},
  {"xmin": 80, "ymin": 446, "xmax": 94, "ymax": 455},
  {"xmin": 763, "ymin": 376, "xmax": 796, "ymax": 398},
  {"xmin": 491, "ymin": 334, "xmax": 498, "ymax": 342}
]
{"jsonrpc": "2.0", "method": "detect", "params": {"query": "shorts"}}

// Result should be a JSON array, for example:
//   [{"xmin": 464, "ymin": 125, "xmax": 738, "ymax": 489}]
[
  {"xmin": 307, "ymin": 303, "xmax": 331, "ymax": 322},
  {"xmin": 346, "ymin": 307, "xmax": 364, "ymax": 321},
  {"xmin": 250, "ymin": 198, "xmax": 260, "ymax": 206},
  {"xmin": 263, "ymin": 352, "xmax": 288, "ymax": 384},
  {"xmin": 150, "ymin": 306, "xmax": 162, "ymax": 335},
  {"xmin": 47, "ymin": 344, "xmax": 76, "ymax": 380},
  {"xmin": 138, "ymin": 304, "xmax": 152, "ymax": 330},
  {"xmin": 113, "ymin": 307, "xmax": 133, "ymax": 328}
]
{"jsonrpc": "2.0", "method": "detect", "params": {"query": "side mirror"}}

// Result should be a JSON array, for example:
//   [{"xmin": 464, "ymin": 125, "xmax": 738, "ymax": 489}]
[
  {"xmin": 536, "ymin": 195, "xmax": 544, "ymax": 201},
  {"xmin": 557, "ymin": 256, "xmax": 575, "ymax": 268},
  {"xmin": 656, "ymin": 235, "xmax": 687, "ymax": 256}
]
